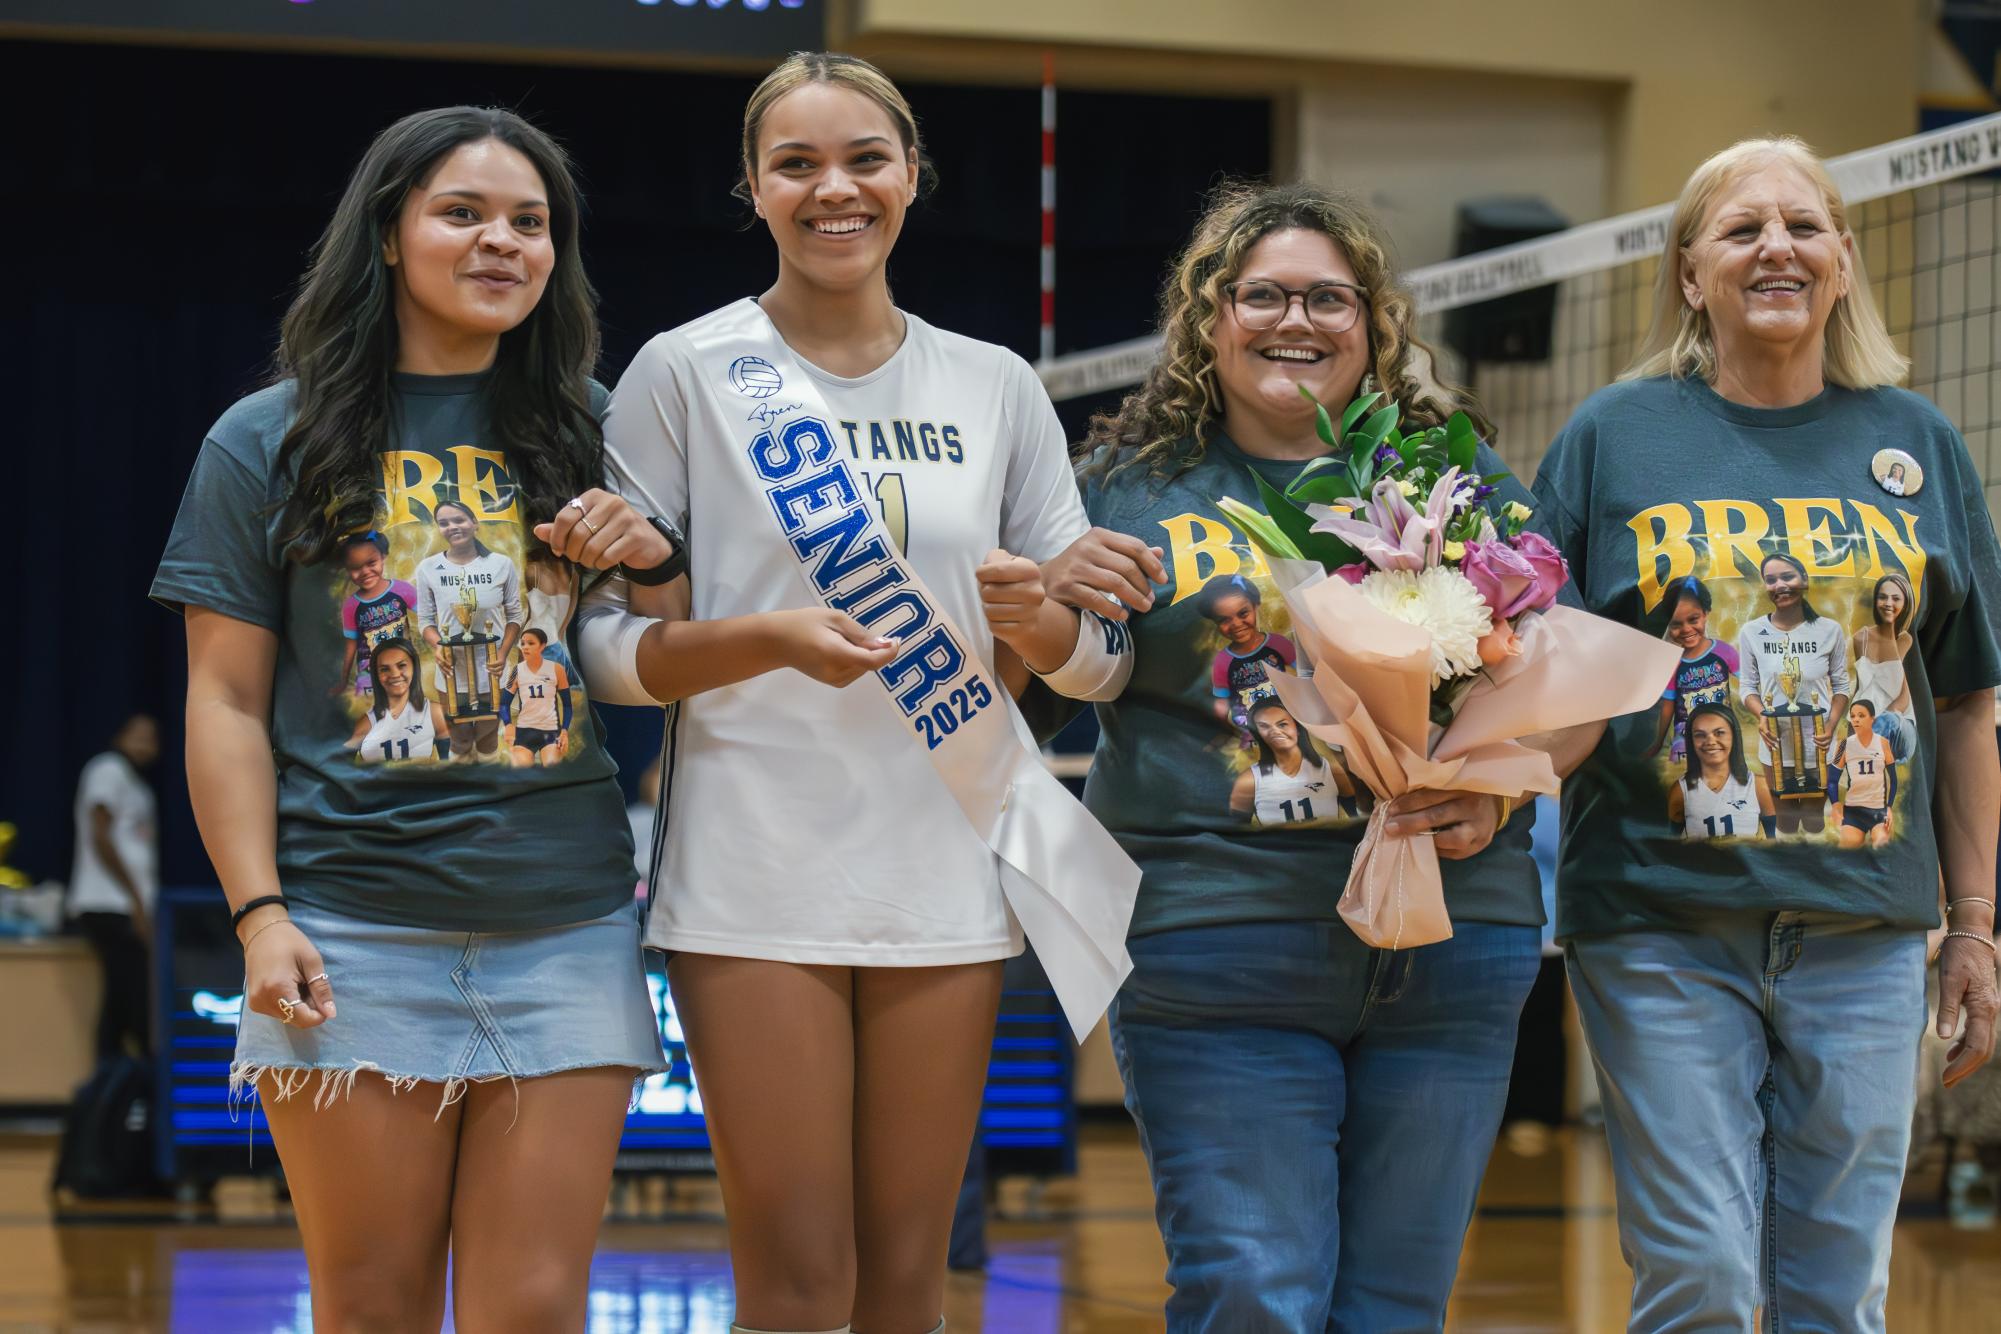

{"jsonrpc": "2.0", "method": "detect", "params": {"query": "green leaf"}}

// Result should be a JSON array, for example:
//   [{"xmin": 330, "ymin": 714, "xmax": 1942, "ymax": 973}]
[
  {"xmin": 1299, "ymin": 528, "xmax": 1365, "ymax": 569},
  {"xmin": 1446, "ymin": 411, "xmax": 1480, "ymax": 475},
  {"xmin": 1289, "ymin": 456, "xmax": 1345, "ymax": 485},
  {"xmin": 1288, "ymin": 475, "xmax": 1360, "ymax": 506},
  {"xmin": 1359, "ymin": 403, "xmax": 1400, "ymax": 450},
  {"xmin": 1340, "ymin": 391, "xmax": 1383, "ymax": 434},
  {"xmin": 1250, "ymin": 470, "xmax": 1329, "ymax": 562},
  {"xmin": 1482, "ymin": 471, "xmax": 1512, "ymax": 485}
]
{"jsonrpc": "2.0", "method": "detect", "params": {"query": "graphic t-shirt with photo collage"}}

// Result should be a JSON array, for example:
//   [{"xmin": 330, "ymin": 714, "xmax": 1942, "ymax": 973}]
[
  {"xmin": 1530, "ymin": 375, "xmax": 2001, "ymax": 938},
  {"xmin": 1055, "ymin": 430, "xmax": 1543, "ymax": 939},
  {"xmin": 151, "ymin": 372, "xmax": 634, "ymax": 932}
]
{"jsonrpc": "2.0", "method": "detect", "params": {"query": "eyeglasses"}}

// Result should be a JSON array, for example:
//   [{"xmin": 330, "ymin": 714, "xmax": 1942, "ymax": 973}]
[{"xmin": 1223, "ymin": 280, "xmax": 1369, "ymax": 334}]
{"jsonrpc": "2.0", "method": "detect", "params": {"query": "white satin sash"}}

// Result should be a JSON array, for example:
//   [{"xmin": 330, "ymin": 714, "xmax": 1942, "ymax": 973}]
[{"xmin": 687, "ymin": 301, "xmax": 1137, "ymax": 1040}]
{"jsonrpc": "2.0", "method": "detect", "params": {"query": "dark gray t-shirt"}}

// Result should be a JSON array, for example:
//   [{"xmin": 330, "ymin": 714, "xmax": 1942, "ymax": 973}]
[
  {"xmin": 151, "ymin": 372, "xmax": 635, "ymax": 931},
  {"xmin": 1531, "ymin": 375, "xmax": 2001, "ymax": 938},
  {"xmin": 1076, "ymin": 430, "xmax": 1542, "ymax": 937}
]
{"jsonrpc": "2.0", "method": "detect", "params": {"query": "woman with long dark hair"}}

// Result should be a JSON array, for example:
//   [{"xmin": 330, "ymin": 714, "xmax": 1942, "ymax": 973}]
[
  {"xmin": 344, "ymin": 637, "xmax": 448, "ymax": 764},
  {"xmin": 153, "ymin": 107, "xmax": 681, "ymax": 1329}
]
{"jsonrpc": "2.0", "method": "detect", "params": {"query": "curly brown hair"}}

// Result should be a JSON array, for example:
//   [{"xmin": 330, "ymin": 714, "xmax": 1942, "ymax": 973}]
[{"xmin": 1083, "ymin": 180, "xmax": 1485, "ymax": 479}]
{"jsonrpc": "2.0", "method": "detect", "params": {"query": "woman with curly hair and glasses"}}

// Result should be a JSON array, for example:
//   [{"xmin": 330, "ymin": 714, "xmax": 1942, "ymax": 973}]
[{"xmin": 1034, "ymin": 181, "xmax": 1584, "ymax": 1331}]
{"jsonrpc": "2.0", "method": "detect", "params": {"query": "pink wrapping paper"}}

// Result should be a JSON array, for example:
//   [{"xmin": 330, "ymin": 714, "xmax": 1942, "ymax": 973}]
[{"xmin": 1261, "ymin": 563, "xmax": 1681, "ymax": 950}]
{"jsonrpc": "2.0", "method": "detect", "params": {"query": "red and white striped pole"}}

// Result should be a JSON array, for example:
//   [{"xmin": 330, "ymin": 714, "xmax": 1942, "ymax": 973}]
[{"xmin": 1039, "ymin": 50, "xmax": 1056, "ymax": 365}]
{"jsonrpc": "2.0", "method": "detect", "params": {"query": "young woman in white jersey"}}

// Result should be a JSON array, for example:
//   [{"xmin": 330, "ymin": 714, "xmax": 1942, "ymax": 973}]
[
  {"xmin": 1668, "ymin": 701, "xmax": 1775, "ymax": 840},
  {"xmin": 1832, "ymin": 698, "xmax": 1898, "ymax": 848},
  {"xmin": 1737, "ymin": 550, "xmax": 1852, "ymax": 832},
  {"xmin": 344, "ymin": 637, "xmax": 448, "ymax": 764},
  {"xmin": 415, "ymin": 495, "xmax": 524, "ymax": 760},
  {"xmin": 1229, "ymin": 696, "xmax": 1353, "ymax": 825},
  {"xmin": 505, "ymin": 626, "xmax": 570, "ymax": 766},
  {"xmin": 575, "ymin": 52, "xmax": 1135, "ymax": 1334}
]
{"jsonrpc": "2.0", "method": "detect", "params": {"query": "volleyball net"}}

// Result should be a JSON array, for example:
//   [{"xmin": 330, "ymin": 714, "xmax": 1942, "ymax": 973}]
[{"xmin": 1038, "ymin": 113, "xmax": 2001, "ymax": 519}]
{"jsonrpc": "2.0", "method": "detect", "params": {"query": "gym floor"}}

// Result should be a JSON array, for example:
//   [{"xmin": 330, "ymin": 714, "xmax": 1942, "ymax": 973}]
[{"xmin": 5, "ymin": 1122, "xmax": 1999, "ymax": 1331}]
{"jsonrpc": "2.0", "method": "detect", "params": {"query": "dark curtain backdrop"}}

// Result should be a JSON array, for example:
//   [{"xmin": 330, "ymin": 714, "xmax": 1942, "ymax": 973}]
[{"xmin": 1, "ymin": 38, "xmax": 1268, "ymax": 887}]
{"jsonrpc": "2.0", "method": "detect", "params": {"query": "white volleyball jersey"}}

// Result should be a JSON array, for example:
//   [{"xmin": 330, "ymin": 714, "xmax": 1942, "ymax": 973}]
[
  {"xmin": 1839, "ymin": 734, "xmax": 1891, "ymax": 810},
  {"xmin": 1682, "ymin": 773, "xmax": 1764, "ymax": 840},
  {"xmin": 1252, "ymin": 758, "xmax": 1334, "ymax": 827},
  {"xmin": 598, "ymin": 303, "xmax": 1104, "ymax": 964},
  {"xmin": 513, "ymin": 658, "xmax": 563, "ymax": 731},
  {"xmin": 357, "ymin": 701, "xmax": 437, "ymax": 765},
  {"xmin": 1736, "ymin": 614, "xmax": 1852, "ymax": 767}
]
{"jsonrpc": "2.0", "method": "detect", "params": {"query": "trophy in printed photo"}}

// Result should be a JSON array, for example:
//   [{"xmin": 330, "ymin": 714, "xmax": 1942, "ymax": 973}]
[
  {"xmin": 441, "ymin": 585, "xmax": 501, "ymax": 720},
  {"xmin": 1767, "ymin": 662, "xmax": 1826, "ymax": 797}
]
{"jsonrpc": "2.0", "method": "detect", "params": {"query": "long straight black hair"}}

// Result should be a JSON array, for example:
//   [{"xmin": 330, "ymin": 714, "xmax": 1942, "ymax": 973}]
[{"xmin": 272, "ymin": 106, "xmax": 602, "ymax": 564}]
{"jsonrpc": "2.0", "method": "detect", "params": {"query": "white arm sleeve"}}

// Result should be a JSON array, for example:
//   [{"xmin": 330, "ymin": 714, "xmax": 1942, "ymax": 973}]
[
  {"xmin": 1033, "ymin": 609, "xmax": 1134, "ymax": 701},
  {"xmin": 572, "ymin": 573, "xmax": 661, "ymax": 707}
]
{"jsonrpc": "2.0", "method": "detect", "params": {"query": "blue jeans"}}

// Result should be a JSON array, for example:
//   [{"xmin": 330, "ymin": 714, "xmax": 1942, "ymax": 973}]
[
  {"xmin": 1567, "ymin": 914, "xmax": 1927, "ymax": 1333},
  {"xmin": 1109, "ymin": 918, "xmax": 1540, "ymax": 1333}
]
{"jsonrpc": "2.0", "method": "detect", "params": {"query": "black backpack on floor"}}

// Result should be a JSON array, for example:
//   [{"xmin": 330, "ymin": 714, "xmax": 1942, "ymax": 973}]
[{"xmin": 52, "ymin": 1054, "xmax": 162, "ymax": 1198}]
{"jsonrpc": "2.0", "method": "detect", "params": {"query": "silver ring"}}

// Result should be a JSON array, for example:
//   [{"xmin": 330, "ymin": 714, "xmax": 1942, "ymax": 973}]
[
  {"xmin": 566, "ymin": 497, "xmax": 586, "ymax": 513},
  {"xmin": 305, "ymin": 973, "xmax": 328, "ymax": 986},
  {"xmin": 276, "ymin": 996, "xmax": 297, "ymax": 1024}
]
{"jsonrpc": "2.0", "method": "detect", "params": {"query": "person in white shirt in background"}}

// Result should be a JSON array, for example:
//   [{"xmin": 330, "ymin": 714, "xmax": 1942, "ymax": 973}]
[{"xmin": 68, "ymin": 714, "xmax": 161, "ymax": 1058}]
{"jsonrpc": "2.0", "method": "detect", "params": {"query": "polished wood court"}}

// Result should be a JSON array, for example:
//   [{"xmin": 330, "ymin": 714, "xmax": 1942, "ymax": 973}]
[{"xmin": 5, "ymin": 1122, "xmax": 1999, "ymax": 1331}]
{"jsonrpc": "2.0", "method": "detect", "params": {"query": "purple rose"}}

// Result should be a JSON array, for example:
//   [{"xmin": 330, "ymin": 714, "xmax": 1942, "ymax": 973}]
[
  {"xmin": 1509, "ymin": 531, "xmax": 1571, "ymax": 613},
  {"xmin": 1460, "ymin": 540, "xmax": 1544, "ymax": 619}
]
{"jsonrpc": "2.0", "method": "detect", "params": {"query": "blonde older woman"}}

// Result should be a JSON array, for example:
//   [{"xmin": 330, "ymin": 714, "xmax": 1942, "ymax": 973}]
[{"xmin": 1532, "ymin": 137, "xmax": 2001, "ymax": 1332}]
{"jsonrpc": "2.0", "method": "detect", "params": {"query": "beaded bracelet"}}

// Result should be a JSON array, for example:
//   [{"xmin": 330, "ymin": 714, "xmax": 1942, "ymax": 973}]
[{"xmin": 1944, "ymin": 930, "xmax": 1997, "ymax": 952}]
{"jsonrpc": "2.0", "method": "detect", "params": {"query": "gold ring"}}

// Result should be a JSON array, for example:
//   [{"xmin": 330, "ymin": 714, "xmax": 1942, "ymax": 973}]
[
  {"xmin": 582, "ymin": 516, "xmax": 602, "ymax": 535},
  {"xmin": 276, "ymin": 996, "xmax": 297, "ymax": 1024}
]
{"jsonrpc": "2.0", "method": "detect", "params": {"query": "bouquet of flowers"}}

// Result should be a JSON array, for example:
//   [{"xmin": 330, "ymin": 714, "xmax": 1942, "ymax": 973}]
[{"xmin": 1218, "ymin": 389, "xmax": 1678, "ymax": 949}]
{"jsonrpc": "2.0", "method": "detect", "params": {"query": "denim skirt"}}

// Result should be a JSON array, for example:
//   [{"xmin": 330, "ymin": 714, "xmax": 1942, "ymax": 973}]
[{"xmin": 232, "ymin": 897, "xmax": 667, "ymax": 1111}]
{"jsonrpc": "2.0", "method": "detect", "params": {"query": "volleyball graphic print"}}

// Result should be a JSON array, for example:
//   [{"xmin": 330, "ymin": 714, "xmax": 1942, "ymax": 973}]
[{"xmin": 729, "ymin": 356, "xmax": 784, "ymax": 399}]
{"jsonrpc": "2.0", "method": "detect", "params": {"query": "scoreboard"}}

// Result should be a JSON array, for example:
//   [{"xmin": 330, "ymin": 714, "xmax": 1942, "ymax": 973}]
[{"xmin": 0, "ymin": 0, "xmax": 822, "ymax": 62}]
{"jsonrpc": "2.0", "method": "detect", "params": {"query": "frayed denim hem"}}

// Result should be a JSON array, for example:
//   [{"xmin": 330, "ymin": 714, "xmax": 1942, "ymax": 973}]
[{"xmin": 229, "ymin": 1057, "xmax": 662, "ymax": 1129}]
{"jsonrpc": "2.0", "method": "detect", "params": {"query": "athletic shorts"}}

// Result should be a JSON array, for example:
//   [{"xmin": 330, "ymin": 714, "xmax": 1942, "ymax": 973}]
[{"xmin": 1842, "ymin": 805, "xmax": 1888, "ymax": 833}]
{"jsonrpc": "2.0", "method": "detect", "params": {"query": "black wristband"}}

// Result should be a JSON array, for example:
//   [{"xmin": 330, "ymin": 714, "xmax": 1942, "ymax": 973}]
[
  {"xmin": 619, "ymin": 516, "xmax": 689, "ymax": 587},
  {"xmin": 229, "ymin": 895, "xmax": 288, "ymax": 933}
]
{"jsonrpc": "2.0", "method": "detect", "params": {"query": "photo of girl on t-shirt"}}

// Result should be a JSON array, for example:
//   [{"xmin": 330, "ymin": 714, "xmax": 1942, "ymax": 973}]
[
  {"xmin": 1196, "ymin": 573, "xmax": 1297, "ymax": 746},
  {"xmin": 335, "ymin": 529, "xmax": 420, "ymax": 697},
  {"xmin": 1668, "ymin": 701, "xmax": 1774, "ymax": 841},
  {"xmin": 1226, "ymin": 696, "xmax": 1363, "ymax": 827},
  {"xmin": 1647, "ymin": 575, "xmax": 1740, "ymax": 762}
]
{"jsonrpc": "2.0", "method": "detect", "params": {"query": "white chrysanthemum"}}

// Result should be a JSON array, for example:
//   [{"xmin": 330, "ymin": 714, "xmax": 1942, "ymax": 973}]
[{"xmin": 1357, "ymin": 566, "xmax": 1493, "ymax": 684}]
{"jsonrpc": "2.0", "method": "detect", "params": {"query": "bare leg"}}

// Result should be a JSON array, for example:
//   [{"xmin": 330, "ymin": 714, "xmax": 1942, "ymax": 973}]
[
  {"xmin": 449, "ymin": 1066, "xmax": 638, "ymax": 1333},
  {"xmin": 850, "ymin": 962, "xmax": 1002, "ymax": 1334},
  {"xmin": 671, "ymin": 954, "xmax": 859, "ymax": 1331},
  {"xmin": 259, "ymin": 1071, "xmax": 460, "ymax": 1333}
]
